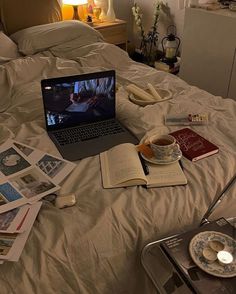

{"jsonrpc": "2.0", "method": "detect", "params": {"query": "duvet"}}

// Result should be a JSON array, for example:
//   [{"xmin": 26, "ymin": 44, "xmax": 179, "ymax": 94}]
[{"xmin": 0, "ymin": 22, "xmax": 235, "ymax": 294}]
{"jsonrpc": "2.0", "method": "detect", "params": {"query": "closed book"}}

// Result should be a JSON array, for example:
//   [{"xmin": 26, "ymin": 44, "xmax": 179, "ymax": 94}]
[{"xmin": 169, "ymin": 128, "xmax": 219, "ymax": 162}]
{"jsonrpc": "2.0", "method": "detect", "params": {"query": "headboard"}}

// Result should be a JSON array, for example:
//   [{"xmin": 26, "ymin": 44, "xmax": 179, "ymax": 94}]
[{"xmin": 0, "ymin": 0, "xmax": 62, "ymax": 35}]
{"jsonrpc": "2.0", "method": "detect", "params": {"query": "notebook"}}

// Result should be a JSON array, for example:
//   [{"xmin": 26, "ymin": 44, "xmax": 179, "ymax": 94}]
[{"xmin": 41, "ymin": 70, "xmax": 138, "ymax": 161}]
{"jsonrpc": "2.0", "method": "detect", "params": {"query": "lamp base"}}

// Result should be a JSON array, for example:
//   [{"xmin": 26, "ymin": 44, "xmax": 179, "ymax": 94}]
[{"xmin": 72, "ymin": 5, "xmax": 80, "ymax": 21}]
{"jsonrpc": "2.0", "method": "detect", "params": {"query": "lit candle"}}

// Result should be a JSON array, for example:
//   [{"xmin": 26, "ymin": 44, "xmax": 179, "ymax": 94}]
[{"xmin": 217, "ymin": 250, "xmax": 233, "ymax": 266}]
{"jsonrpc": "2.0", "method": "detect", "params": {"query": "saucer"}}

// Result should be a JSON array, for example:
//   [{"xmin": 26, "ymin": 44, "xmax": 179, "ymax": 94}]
[
  {"xmin": 189, "ymin": 231, "xmax": 236, "ymax": 278},
  {"xmin": 141, "ymin": 148, "xmax": 182, "ymax": 165},
  {"xmin": 129, "ymin": 88, "xmax": 172, "ymax": 106}
]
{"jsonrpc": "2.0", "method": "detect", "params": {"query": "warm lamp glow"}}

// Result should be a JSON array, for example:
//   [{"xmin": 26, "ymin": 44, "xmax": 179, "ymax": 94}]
[
  {"xmin": 62, "ymin": 0, "xmax": 88, "ymax": 20},
  {"xmin": 63, "ymin": 0, "xmax": 88, "ymax": 5}
]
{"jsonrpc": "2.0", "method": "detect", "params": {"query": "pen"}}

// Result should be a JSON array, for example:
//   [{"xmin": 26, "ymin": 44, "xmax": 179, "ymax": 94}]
[
  {"xmin": 138, "ymin": 152, "xmax": 149, "ymax": 175},
  {"xmin": 179, "ymin": 160, "xmax": 184, "ymax": 171}
]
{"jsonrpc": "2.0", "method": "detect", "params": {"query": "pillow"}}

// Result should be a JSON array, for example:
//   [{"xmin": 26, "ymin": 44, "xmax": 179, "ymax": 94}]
[
  {"xmin": 0, "ymin": 31, "xmax": 20, "ymax": 61},
  {"xmin": 11, "ymin": 20, "xmax": 103, "ymax": 55},
  {"xmin": 0, "ymin": 0, "xmax": 62, "ymax": 35}
]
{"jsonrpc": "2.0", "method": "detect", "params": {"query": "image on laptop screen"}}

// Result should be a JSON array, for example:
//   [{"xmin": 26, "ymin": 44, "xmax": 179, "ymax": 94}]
[{"xmin": 41, "ymin": 71, "xmax": 116, "ymax": 131}]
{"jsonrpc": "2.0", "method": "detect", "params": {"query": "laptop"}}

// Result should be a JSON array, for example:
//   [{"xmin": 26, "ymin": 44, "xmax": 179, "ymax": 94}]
[{"xmin": 41, "ymin": 70, "xmax": 138, "ymax": 161}]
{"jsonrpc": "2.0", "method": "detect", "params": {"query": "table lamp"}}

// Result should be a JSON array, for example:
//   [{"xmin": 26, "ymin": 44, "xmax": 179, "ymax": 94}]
[{"xmin": 63, "ymin": 0, "xmax": 88, "ymax": 20}]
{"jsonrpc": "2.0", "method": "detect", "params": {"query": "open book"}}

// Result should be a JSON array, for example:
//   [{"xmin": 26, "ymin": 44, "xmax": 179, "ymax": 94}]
[{"xmin": 100, "ymin": 143, "xmax": 187, "ymax": 188}]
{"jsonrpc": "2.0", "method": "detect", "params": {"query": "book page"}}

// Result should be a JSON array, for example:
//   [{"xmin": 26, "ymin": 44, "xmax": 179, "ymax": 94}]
[
  {"xmin": 102, "ymin": 143, "xmax": 146, "ymax": 187},
  {"xmin": 146, "ymin": 162, "xmax": 187, "ymax": 187}
]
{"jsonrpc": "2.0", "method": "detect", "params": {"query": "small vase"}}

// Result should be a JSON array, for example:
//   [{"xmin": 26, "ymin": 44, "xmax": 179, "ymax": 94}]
[
  {"xmin": 94, "ymin": 0, "xmax": 107, "ymax": 21},
  {"xmin": 106, "ymin": 0, "xmax": 116, "ymax": 21}
]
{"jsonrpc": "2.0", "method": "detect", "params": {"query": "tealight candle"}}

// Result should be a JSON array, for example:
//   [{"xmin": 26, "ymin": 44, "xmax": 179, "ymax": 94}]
[
  {"xmin": 202, "ymin": 247, "xmax": 217, "ymax": 263},
  {"xmin": 208, "ymin": 240, "xmax": 225, "ymax": 252},
  {"xmin": 217, "ymin": 250, "xmax": 233, "ymax": 266}
]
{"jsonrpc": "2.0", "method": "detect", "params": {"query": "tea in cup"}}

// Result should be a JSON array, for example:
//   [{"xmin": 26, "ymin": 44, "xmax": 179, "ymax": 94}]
[{"xmin": 149, "ymin": 134, "xmax": 179, "ymax": 160}]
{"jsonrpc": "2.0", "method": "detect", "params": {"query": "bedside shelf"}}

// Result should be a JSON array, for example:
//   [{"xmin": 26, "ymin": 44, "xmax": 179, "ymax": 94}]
[{"xmin": 92, "ymin": 19, "xmax": 127, "ymax": 50}]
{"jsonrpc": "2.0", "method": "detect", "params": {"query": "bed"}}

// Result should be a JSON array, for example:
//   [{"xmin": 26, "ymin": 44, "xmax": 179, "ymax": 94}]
[{"xmin": 0, "ymin": 2, "xmax": 236, "ymax": 294}]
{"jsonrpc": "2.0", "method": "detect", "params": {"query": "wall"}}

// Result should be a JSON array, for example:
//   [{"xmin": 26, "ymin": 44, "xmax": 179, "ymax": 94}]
[
  {"xmin": 166, "ymin": 1, "xmax": 185, "ymax": 41},
  {"xmin": 113, "ymin": 0, "xmax": 134, "ymax": 48}
]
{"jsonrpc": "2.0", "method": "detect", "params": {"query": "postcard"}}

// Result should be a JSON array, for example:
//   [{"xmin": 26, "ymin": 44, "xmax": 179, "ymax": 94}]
[
  {"xmin": 0, "ymin": 168, "xmax": 59, "ymax": 214},
  {"xmin": 0, "ymin": 201, "xmax": 42, "ymax": 261},
  {"xmin": 0, "ymin": 146, "xmax": 31, "ymax": 179},
  {"xmin": 0, "ymin": 233, "xmax": 18, "ymax": 259},
  {"xmin": 0, "ymin": 205, "xmax": 30, "ymax": 233},
  {"xmin": 0, "ymin": 139, "xmax": 76, "ymax": 214},
  {"xmin": 12, "ymin": 140, "xmax": 76, "ymax": 184}
]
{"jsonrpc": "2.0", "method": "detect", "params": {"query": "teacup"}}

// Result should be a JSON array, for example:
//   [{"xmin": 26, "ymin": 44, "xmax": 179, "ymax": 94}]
[{"xmin": 148, "ymin": 134, "xmax": 179, "ymax": 160}]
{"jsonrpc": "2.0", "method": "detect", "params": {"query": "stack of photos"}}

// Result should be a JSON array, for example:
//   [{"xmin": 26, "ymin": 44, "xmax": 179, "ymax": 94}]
[
  {"xmin": 0, "ymin": 139, "xmax": 76, "ymax": 263},
  {"xmin": 0, "ymin": 139, "xmax": 76, "ymax": 214},
  {"xmin": 0, "ymin": 202, "xmax": 42, "ymax": 263}
]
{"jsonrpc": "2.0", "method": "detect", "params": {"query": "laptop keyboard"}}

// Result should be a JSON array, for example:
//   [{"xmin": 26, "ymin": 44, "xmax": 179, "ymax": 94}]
[{"xmin": 53, "ymin": 120, "xmax": 125, "ymax": 145}]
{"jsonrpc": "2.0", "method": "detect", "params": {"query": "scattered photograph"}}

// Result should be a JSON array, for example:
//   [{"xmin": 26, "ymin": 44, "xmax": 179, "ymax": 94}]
[
  {"xmin": 0, "ymin": 194, "xmax": 7, "ymax": 206},
  {"xmin": 10, "ymin": 168, "xmax": 56, "ymax": 198},
  {"xmin": 0, "ymin": 148, "xmax": 30, "ymax": 176},
  {"xmin": 36, "ymin": 155, "xmax": 66, "ymax": 178},
  {"xmin": 0, "ymin": 183, "xmax": 22, "ymax": 203},
  {"xmin": 0, "ymin": 234, "xmax": 17, "ymax": 256},
  {"xmin": 0, "ymin": 208, "xmax": 19, "ymax": 231},
  {"xmin": 13, "ymin": 143, "xmax": 34, "ymax": 157}
]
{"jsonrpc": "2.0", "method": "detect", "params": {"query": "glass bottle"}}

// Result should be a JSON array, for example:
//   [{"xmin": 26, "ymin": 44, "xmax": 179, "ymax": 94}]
[{"xmin": 106, "ymin": 0, "xmax": 116, "ymax": 21}]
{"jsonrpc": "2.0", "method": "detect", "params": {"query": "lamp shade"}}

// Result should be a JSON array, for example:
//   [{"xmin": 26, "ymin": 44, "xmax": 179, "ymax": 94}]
[
  {"xmin": 62, "ymin": 0, "xmax": 88, "ymax": 20},
  {"xmin": 63, "ymin": 0, "xmax": 88, "ymax": 5}
]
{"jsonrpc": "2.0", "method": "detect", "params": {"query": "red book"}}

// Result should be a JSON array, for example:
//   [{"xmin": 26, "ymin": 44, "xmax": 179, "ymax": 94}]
[{"xmin": 169, "ymin": 128, "xmax": 219, "ymax": 161}]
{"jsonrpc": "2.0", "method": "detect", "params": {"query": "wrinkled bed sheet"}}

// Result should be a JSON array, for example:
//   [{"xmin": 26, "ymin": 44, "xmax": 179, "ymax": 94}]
[{"xmin": 0, "ymin": 40, "xmax": 236, "ymax": 294}]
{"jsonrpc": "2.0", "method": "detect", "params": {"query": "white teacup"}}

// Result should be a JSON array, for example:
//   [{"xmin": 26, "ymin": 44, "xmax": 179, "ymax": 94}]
[{"xmin": 148, "ymin": 134, "xmax": 179, "ymax": 160}]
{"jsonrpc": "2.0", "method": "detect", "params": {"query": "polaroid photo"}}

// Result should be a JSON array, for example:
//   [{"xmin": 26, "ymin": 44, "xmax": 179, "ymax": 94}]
[
  {"xmin": 13, "ymin": 143, "xmax": 34, "ymax": 157},
  {"xmin": 1, "ymin": 201, "xmax": 42, "ymax": 262},
  {"xmin": 0, "ymin": 233, "xmax": 17, "ymax": 259},
  {"xmin": 0, "ymin": 182, "xmax": 26, "ymax": 214},
  {"xmin": 36, "ymin": 154, "xmax": 76, "ymax": 184},
  {"xmin": 0, "ymin": 147, "xmax": 31, "ymax": 177},
  {"xmin": 0, "ymin": 205, "xmax": 30, "ymax": 233},
  {"xmin": 12, "ymin": 139, "xmax": 76, "ymax": 184},
  {"xmin": 9, "ymin": 167, "xmax": 59, "ymax": 203},
  {"xmin": 0, "ymin": 208, "xmax": 19, "ymax": 232}
]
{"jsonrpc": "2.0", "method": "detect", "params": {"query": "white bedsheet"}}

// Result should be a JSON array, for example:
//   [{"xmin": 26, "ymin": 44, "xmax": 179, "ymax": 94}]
[{"xmin": 0, "ymin": 39, "xmax": 235, "ymax": 294}]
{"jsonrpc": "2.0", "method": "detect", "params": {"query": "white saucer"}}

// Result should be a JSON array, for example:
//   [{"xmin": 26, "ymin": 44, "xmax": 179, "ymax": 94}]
[
  {"xmin": 141, "ymin": 149, "xmax": 182, "ymax": 165},
  {"xmin": 129, "ymin": 88, "xmax": 172, "ymax": 106}
]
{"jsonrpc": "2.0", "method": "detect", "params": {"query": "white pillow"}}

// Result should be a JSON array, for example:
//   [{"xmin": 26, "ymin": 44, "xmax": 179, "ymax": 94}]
[
  {"xmin": 0, "ymin": 31, "xmax": 20, "ymax": 60},
  {"xmin": 11, "ymin": 20, "xmax": 104, "ymax": 55}
]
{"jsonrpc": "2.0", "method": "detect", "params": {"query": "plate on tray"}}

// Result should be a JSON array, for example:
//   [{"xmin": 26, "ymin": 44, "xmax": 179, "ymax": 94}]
[{"xmin": 189, "ymin": 231, "xmax": 236, "ymax": 278}]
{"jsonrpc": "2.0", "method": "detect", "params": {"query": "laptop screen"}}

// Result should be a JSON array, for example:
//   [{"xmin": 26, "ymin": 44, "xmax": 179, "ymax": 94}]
[{"xmin": 41, "ymin": 70, "xmax": 116, "ymax": 131}]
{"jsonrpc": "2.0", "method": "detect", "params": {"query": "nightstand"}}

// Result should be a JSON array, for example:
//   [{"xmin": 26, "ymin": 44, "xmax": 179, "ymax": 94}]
[{"xmin": 92, "ymin": 19, "xmax": 127, "ymax": 51}]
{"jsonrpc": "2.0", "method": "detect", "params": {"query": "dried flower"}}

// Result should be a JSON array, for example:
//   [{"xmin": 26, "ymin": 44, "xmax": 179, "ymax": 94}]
[{"xmin": 132, "ymin": 1, "xmax": 168, "ymax": 65}]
